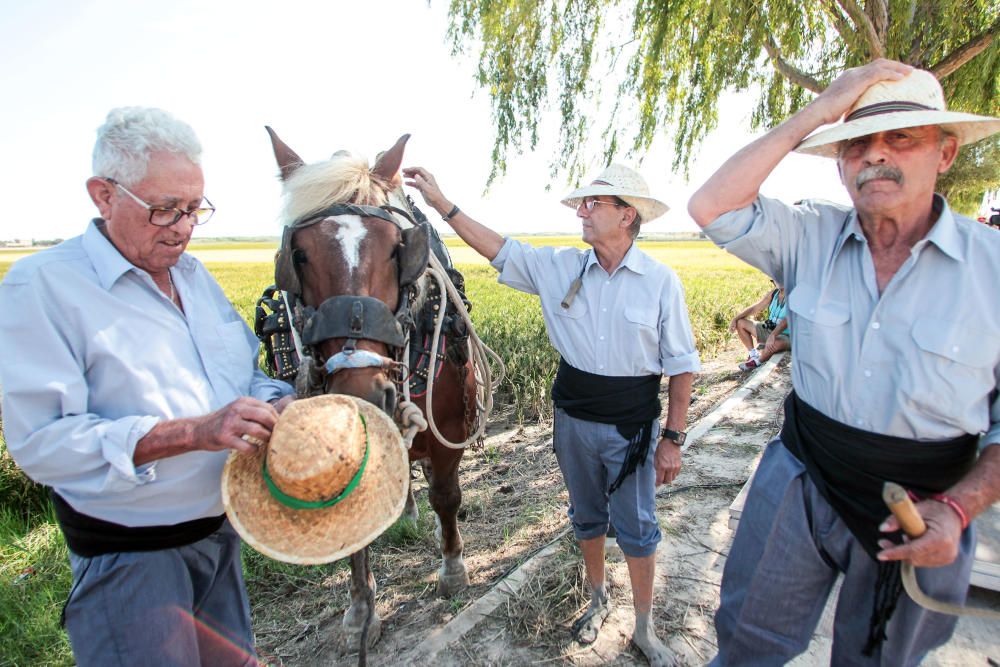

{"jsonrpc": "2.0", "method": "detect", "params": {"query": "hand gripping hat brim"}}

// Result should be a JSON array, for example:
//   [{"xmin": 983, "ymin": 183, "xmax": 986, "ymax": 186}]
[
  {"xmin": 222, "ymin": 395, "xmax": 409, "ymax": 565},
  {"xmin": 560, "ymin": 163, "xmax": 669, "ymax": 223},
  {"xmin": 795, "ymin": 68, "xmax": 1000, "ymax": 158}
]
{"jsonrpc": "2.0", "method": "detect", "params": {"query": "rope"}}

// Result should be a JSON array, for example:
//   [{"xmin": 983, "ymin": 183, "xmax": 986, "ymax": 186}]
[{"xmin": 417, "ymin": 252, "xmax": 505, "ymax": 449}]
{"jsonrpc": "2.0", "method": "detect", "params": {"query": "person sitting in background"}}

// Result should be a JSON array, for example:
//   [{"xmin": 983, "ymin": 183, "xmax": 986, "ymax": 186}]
[{"xmin": 729, "ymin": 281, "xmax": 790, "ymax": 370}]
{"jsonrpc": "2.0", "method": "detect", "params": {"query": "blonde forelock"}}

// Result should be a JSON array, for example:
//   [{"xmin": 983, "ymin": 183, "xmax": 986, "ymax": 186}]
[{"xmin": 281, "ymin": 154, "xmax": 394, "ymax": 226}]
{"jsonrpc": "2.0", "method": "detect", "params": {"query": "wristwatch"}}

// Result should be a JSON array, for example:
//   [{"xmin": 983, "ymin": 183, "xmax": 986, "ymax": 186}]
[{"xmin": 661, "ymin": 428, "xmax": 686, "ymax": 446}]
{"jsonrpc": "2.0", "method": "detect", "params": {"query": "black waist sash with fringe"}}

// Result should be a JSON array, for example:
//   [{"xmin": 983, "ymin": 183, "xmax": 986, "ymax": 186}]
[
  {"xmin": 551, "ymin": 358, "xmax": 661, "ymax": 494},
  {"xmin": 780, "ymin": 391, "xmax": 977, "ymax": 655},
  {"xmin": 52, "ymin": 492, "xmax": 225, "ymax": 557}
]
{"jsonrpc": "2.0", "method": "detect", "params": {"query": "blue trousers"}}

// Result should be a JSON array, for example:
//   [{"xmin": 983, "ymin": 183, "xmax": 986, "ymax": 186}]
[
  {"xmin": 711, "ymin": 440, "xmax": 973, "ymax": 666},
  {"xmin": 64, "ymin": 520, "xmax": 257, "ymax": 667},
  {"xmin": 552, "ymin": 407, "xmax": 662, "ymax": 557}
]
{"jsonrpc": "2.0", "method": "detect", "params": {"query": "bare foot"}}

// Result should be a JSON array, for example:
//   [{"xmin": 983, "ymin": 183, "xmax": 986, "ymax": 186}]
[
  {"xmin": 571, "ymin": 597, "xmax": 611, "ymax": 644},
  {"xmin": 631, "ymin": 624, "xmax": 678, "ymax": 666}
]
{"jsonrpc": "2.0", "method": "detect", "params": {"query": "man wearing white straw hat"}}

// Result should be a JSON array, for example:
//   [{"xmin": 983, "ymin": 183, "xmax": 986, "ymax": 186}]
[
  {"xmin": 0, "ymin": 107, "xmax": 294, "ymax": 666},
  {"xmin": 689, "ymin": 59, "xmax": 1000, "ymax": 665},
  {"xmin": 403, "ymin": 164, "xmax": 699, "ymax": 666}
]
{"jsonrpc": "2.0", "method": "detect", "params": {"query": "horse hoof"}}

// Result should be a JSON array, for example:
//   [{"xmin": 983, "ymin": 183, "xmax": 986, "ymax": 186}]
[
  {"xmin": 340, "ymin": 614, "xmax": 382, "ymax": 654},
  {"xmin": 437, "ymin": 568, "xmax": 470, "ymax": 597}
]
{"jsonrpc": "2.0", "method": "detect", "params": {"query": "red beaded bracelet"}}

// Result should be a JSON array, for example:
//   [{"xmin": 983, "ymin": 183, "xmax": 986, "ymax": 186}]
[
  {"xmin": 929, "ymin": 493, "xmax": 970, "ymax": 530},
  {"xmin": 905, "ymin": 489, "xmax": 971, "ymax": 530}
]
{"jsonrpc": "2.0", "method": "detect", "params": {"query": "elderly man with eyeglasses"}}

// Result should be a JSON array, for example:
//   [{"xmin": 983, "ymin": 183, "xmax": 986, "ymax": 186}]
[
  {"xmin": 404, "ymin": 164, "xmax": 699, "ymax": 666},
  {"xmin": 0, "ymin": 107, "xmax": 293, "ymax": 666}
]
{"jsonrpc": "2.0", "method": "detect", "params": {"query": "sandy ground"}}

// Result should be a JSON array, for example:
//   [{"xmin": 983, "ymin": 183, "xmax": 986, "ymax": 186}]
[{"xmin": 256, "ymin": 347, "xmax": 1000, "ymax": 666}]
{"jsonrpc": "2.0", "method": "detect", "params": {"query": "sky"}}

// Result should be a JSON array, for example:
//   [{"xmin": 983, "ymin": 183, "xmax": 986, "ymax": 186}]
[{"xmin": 0, "ymin": 0, "xmax": 854, "ymax": 242}]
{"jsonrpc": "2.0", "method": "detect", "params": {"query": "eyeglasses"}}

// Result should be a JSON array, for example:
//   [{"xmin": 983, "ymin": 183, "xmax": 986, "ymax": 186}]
[
  {"xmin": 580, "ymin": 196, "xmax": 625, "ymax": 211},
  {"xmin": 107, "ymin": 179, "xmax": 215, "ymax": 227}
]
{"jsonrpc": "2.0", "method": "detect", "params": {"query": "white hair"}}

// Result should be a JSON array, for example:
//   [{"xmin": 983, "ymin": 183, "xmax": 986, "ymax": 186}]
[{"xmin": 92, "ymin": 107, "xmax": 202, "ymax": 186}]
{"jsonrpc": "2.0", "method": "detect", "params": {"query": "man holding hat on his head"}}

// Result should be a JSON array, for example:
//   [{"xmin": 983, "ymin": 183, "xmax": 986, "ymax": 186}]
[
  {"xmin": 689, "ymin": 60, "xmax": 1000, "ymax": 665},
  {"xmin": 403, "ymin": 164, "xmax": 699, "ymax": 666}
]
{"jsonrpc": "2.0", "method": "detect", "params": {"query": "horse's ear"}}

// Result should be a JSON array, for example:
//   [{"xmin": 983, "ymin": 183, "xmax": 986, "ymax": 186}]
[
  {"xmin": 372, "ymin": 134, "xmax": 411, "ymax": 181},
  {"xmin": 266, "ymin": 126, "xmax": 304, "ymax": 181}
]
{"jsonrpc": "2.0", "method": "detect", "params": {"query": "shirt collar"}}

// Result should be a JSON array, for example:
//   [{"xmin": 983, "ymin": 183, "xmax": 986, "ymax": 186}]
[
  {"xmin": 835, "ymin": 194, "xmax": 964, "ymax": 262},
  {"xmin": 83, "ymin": 219, "xmax": 133, "ymax": 290},
  {"xmin": 922, "ymin": 195, "xmax": 964, "ymax": 262},
  {"xmin": 585, "ymin": 242, "xmax": 648, "ymax": 276},
  {"xmin": 82, "ymin": 218, "xmax": 198, "ymax": 291}
]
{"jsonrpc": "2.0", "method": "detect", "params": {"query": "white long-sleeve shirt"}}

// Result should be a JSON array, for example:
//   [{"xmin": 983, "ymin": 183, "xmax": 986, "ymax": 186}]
[{"xmin": 0, "ymin": 220, "xmax": 292, "ymax": 526}]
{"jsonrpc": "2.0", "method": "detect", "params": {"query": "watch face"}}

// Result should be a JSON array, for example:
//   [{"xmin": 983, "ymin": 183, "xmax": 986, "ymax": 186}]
[{"xmin": 663, "ymin": 429, "xmax": 686, "ymax": 445}]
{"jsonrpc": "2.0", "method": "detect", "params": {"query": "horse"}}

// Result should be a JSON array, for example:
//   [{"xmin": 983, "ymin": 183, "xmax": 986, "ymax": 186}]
[{"xmin": 263, "ymin": 129, "xmax": 481, "ymax": 656}]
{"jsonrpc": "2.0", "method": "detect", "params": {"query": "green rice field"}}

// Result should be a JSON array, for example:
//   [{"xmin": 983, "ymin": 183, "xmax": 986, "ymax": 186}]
[{"xmin": 0, "ymin": 237, "xmax": 768, "ymax": 665}]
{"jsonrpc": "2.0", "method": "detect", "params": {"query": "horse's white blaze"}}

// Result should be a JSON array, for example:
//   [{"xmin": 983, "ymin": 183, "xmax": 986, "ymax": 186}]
[{"xmin": 330, "ymin": 214, "xmax": 366, "ymax": 275}]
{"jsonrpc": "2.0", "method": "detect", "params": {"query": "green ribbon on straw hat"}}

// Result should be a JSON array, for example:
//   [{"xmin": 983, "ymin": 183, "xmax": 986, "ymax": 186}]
[{"xmin": 262, "ymin": 414, "xmax": 370, "ymax": 510}]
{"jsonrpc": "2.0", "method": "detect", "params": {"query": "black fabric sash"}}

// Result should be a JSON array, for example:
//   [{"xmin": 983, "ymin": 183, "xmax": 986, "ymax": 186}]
[
  {"xmin": 551, "ymin": 358, "xmax": 661, "ymax": 493},
  {"xmin": 780, "ymin": 391, "xmax": 978, "ymax": 654},
  {"xmin": 52, "ymin": 492, "xmax": 225, "ymax": 557}
]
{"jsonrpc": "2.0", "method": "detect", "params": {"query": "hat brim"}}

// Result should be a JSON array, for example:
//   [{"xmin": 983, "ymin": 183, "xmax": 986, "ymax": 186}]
[
  {"xmin": 560, "ymin": 184, "xmax": 669, "ymax": 223},
  {"xmin": 794, "ymin": 110, "xmax": 1000, "ymax": 158},
  {"xmin": 222, "ymin": 395, "xmax": 409, "ymax": 565}
]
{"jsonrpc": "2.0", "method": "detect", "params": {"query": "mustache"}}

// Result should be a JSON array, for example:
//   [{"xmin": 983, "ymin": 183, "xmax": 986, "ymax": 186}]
[{"xmin": 856, "ymin": 165, "xmax": 903, "ymax": 189}]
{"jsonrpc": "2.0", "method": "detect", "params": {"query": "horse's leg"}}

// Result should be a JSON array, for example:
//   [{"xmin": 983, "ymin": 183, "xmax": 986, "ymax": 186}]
[
  {"xmin": 342, "ymin": 548, "xmax": 381, "ymax": 655},
  {"xmin": 427, "ymin": 443, "xmax": 468, "ymax": 597},
  {"xmin": 402, "ymin": 464, "xmax": 420, "ymax": 524}
]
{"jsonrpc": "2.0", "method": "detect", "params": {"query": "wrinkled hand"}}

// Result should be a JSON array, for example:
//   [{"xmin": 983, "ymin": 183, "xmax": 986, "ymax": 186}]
[
  {"xmin": 402, "ymin": 166, "xmax": 449, "ymax": 213},
  {"xmin": 192, "ymin": 396, "xmax": 280, "ymax": 455},
  {"xmin": 654, "ymin": 438, "xmax": 682, "ymax": 485},
  {"xmin": 812, "ymin": 59, "xmax": 914, "ymax": 125},
  {"xmin": 877, "ymin": 499, "xmax": 963, "ymax": 568}
]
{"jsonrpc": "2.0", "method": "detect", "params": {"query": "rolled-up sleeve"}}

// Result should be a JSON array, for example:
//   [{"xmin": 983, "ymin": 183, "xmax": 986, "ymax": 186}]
[
  {"xmin": 702, "ymin": 196, "xmax": 811, "ymax": 288},
  {"xmin": 489, "ymin": 238, "xmax": 558, "ymax": 296},
  {"xmin": 659, "ymin": 276, "xmax": 701, "ymax": 377},
  {"xmin": 0, "ymin": 278, "xmax": 159, "ymax": 494}
]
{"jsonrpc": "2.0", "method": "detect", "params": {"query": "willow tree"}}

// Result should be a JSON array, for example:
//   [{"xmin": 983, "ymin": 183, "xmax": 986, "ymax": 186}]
[{"xmin": 447, "ymin": 0, "xmax": 999, "ymax": 213}]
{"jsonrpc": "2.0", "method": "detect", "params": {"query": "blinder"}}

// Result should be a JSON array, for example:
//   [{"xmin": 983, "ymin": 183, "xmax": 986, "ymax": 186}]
[
  {"xmin": 302, "ymin": 295, "xmax": 405, "ymax": 348},
  {"xmin": 399, "ymin": 224, "xmax": 430, "ymax": 286},
  {"xmin": 274, "ymin": 225, "xmax": 301, "ymax": 294}
]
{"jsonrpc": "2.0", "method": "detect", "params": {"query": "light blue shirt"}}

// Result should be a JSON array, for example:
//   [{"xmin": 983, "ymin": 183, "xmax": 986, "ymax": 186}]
[
  {"xmin": 490, "ymin": 239, "xmax": 700, "ymax": 377},
  {"xmin": 0, "ymin": 221, "xmax": 293, "ymax": 526},
  {"xmin": 704, "ymin": 195, "xmax": 1000, "ymax": 448}
]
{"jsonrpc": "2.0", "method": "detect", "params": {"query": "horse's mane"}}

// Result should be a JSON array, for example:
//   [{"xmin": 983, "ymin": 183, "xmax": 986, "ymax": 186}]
[{"xmin": 280, "ymin": 154, "xmax": 394, "ymax": 226}]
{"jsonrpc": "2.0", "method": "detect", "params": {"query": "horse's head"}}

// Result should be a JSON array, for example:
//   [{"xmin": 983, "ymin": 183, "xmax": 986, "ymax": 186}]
[{"xmin": 268, "ymin": 128, "xmax": 429, "ymax": 415}]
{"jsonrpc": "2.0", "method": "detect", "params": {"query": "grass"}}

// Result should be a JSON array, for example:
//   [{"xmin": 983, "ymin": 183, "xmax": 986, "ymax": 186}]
[{"xmin": 0, "ymin": 238, "xmax": 769, "ymax": 665}]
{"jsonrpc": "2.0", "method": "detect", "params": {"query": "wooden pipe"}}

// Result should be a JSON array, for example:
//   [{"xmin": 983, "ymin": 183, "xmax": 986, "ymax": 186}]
[
  {"xmin": 882, "ymin": 481, "xmax": 927, "ymax": 538},
  {"xmin": 560, "ymin": 277, "xmax": 583, "ymax": 309}
]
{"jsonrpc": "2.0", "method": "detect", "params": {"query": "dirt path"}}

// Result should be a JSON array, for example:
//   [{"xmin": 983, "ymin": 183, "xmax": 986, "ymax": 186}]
[{"xmin": 256, "ymin": 347, "xmax": 1000, "ymax": 666}]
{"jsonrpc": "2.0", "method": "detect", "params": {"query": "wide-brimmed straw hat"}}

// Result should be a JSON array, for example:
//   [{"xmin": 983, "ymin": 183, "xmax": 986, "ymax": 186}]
[
  {"xmin": 560, "ymin": 164, "xmax": 669, "ymax": 223},
  {"xmin": 222, "ymin": 394, "xmax": 409, "ymax": 564},
  {"xmin": 796, "ymin": 68, "xmax": 1000, "ymax": 158}
]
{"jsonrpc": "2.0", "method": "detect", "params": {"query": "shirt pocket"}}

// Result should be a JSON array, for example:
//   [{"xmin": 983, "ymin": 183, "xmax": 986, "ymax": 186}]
[
  {"xmin": 787, "ymin": 283, "xmax": 850, "ymax": 333},
  {"xmin": 904, "ymin": 320, "xmax": 998, "ymax": 424},
  {"xmin": 214, "ymin": 321, "xmax": 255, "ymax": 394},
  {"xmin": 624, "ymin": 305, "xmax": 659, "ymax": 351},
  {"xmin": 550, "ymin": 295, "xmax": 588, "ymax": 320}
]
